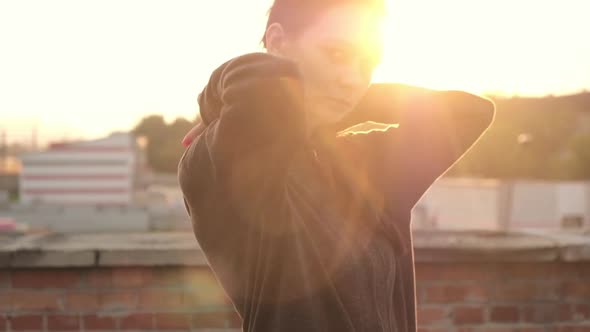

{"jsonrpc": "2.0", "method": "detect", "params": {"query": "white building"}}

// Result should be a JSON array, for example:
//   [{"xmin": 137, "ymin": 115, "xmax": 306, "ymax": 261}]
[
  {"xmin": 19, "ymin": 132, "xmax": 145, "ymax": 206},
  {"xmin": 413, "ymin": 178, "xmax": 590, "ymax": 232}
]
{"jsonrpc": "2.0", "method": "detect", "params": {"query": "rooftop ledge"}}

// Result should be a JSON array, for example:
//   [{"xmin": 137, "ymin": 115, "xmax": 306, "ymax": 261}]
[{"xmin": 1, "ymin": 229, "xmax": 590, "ymax": 268}]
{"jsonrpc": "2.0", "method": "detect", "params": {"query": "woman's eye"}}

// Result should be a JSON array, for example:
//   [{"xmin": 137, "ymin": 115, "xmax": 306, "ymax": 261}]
[{"xmin": 326, "ymin": 49, "xmax": 348, "ymax": 64}]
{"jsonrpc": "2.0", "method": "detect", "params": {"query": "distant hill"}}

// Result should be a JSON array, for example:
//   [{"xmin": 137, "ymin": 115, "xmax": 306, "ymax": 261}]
[
  {"xmin": 131, "ymin": 92, "xmax": 590, "ymax": 179},
  {"xmin": 450, "ymin": 91, "xmax": 590, "ymax": 179},
  {"xmin": 491, "ymin": 91, "xmax": 590, "ymax": 114}
]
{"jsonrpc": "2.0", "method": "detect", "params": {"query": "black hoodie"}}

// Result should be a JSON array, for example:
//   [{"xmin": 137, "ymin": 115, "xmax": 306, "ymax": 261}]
[{"xmin": 178, "ymin": 53, "xmax": 495, "ymax": 332}]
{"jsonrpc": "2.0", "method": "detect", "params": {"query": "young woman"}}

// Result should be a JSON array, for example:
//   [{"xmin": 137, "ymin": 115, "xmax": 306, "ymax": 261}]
[{"xmin": 178, "ymin": 0, "xmax": 495, "ymax": 331}]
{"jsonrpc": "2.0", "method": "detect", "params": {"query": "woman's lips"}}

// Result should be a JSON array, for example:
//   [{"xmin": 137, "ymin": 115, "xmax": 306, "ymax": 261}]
[{"xmin": 325, "ymin": 96, "xmax": 354, "ymax": 109}]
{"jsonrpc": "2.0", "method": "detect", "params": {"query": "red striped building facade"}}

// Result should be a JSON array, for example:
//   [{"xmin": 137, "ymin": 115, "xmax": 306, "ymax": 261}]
[{"xmin": 19, "ymin": 133, "xmax": 145, "ymax": 206}]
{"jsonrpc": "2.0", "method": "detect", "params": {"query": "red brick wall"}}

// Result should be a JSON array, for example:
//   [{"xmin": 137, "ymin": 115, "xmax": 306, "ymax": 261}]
[
  {"xmin": 0, "ymin": 267, "xmax": 239, "ymax": 331},
  {"xmin": 1, "ymin": 262, "xmax": 589, "ymax": 331},
  {"xmin": 415, "ymin": 262, "xmax": 590, "ymax": 332}
]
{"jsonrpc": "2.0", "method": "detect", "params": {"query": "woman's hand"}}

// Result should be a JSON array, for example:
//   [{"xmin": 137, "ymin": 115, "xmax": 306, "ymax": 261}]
[{"xmin": 182, "ymin": 114, "xmax": 207, "ymax": 147}]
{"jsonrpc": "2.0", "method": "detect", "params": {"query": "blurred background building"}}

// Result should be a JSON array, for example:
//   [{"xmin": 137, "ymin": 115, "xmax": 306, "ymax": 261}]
[
  {"xmin": 0, "ymin": 131, "xmax": 191, "ymax": 233},
  {"xmin": 413, "ymin": 178, "xmax": 590, "ymax": 231},
  {"xmin": 19, "ymin": 132, "xmax": 140, "ymax": 206}
]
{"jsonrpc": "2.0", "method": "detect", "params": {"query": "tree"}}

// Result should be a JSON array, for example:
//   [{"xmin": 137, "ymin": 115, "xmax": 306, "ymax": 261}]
[
  {"xmin": 133, "ymin": 115, "xmax": 167, "ymax": 140},
  {"xmin": 563, "ymin": 134, "xmax": 590, "ymax": 180},
  {"xmin": 133, "ymin": 115, "xmax": 195, "ymax": 174},
  {"xmin": 449, "ymin": 93, "xmax": 588, "ymax": 180}
]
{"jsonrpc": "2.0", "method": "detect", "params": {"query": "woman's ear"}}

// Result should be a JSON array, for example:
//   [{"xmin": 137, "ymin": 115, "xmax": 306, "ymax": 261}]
[{"xmin": 265, "ymin": 23, "xmax": 288, "ymax": 56}]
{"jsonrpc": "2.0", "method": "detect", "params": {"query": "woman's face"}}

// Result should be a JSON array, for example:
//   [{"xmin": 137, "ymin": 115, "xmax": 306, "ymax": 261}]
[{"xmin": 268, "ymin": 3, "xmax": 385, "ymax": 130}]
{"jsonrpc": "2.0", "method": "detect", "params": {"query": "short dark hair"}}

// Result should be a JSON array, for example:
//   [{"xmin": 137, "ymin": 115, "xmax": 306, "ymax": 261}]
[{"xmin": 261, "ymin": 0, "xmax": 386, "ymax": 48}]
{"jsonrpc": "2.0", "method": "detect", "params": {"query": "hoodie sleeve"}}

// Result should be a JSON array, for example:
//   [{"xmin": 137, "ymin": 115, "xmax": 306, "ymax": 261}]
[
  {"xmin": 341, "ymin": 83, "xmax": 495, "ymax": 212},
  {"xmin": 177, "ymin": 53, "xmax": 306, "ymax": 248}
]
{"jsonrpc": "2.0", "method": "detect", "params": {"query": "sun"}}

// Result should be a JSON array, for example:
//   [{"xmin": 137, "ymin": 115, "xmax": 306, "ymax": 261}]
[{"xmin": 372, "ymin": 0, "xmax": 522, "ymax": 96}]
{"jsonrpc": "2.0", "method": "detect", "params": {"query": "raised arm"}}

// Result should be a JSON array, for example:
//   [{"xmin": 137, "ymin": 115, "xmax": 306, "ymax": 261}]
[
  {"xmin": 178, "ymin": 53, "xmax": 306, "ymax": 247},
  {"xmin": 341, "ymin": 83, "xmax": 495, "ymax": 211}
]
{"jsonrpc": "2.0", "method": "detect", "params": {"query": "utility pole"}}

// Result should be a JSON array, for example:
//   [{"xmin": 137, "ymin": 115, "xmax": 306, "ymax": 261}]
[
  {"xmin": 32, "ymin": 126, "xmax": 38, "ymax": 151},
  {"xmin": 0, "ymin": 129, "xmax": 6, "ymax": 173}
]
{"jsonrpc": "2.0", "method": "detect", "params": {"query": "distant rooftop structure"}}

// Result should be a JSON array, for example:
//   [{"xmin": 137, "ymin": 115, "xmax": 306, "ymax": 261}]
[{"xmin": 19, "ymin": 132, "xmax": 148, "ymax": 206}]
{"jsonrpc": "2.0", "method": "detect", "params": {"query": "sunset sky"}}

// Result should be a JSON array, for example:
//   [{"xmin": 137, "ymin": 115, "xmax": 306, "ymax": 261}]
[{"xmin": 1, "ymin": 0, "xmax": 588, "ymax": 145}]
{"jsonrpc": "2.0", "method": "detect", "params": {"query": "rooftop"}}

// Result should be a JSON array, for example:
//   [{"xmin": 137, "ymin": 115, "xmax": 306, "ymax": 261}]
[{"xmin": 1, "ymin": 229, "xmax": 590, "ymax": 268}]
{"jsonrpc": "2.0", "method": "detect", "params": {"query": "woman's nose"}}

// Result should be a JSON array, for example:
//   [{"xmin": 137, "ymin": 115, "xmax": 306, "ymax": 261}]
[{"xmin": 337, "ymin": 63, "xmax": 369, "ymax": 92}]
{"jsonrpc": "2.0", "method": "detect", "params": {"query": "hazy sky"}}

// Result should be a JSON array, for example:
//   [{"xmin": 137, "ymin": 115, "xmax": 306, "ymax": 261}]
[{"xmin": 1, "ymin": 0, "xmax": 589, "ymax": 145}]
